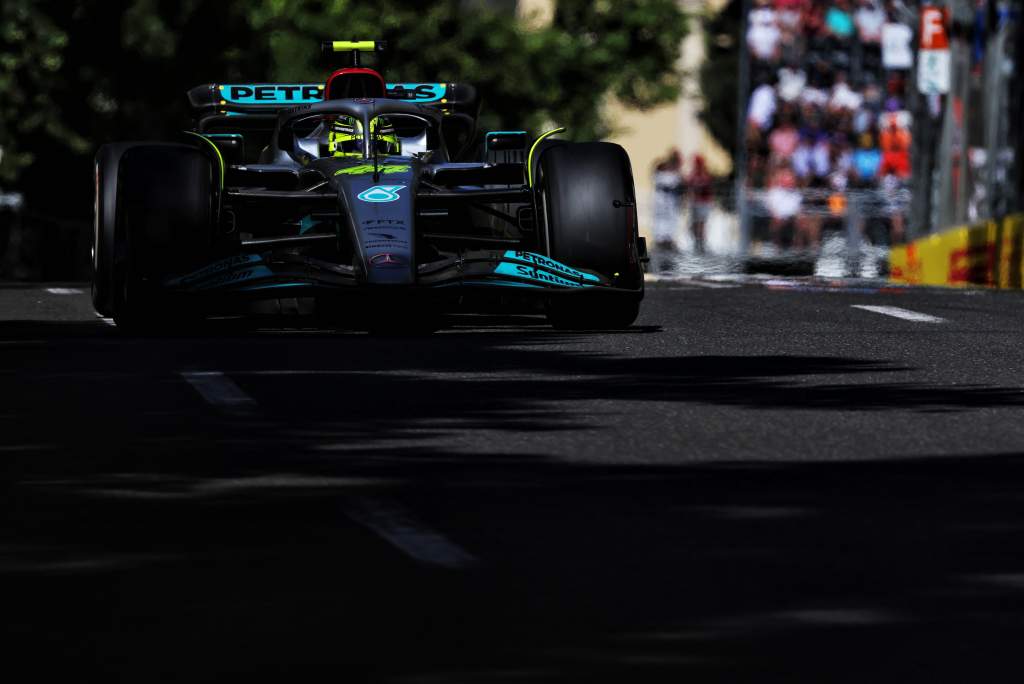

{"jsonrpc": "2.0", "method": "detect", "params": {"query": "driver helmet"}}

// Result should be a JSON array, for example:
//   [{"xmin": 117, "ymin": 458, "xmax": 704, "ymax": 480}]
[
  {"xmin": 326, "ymin": 116, "xmax": 364, "ymax": 157},
  {"xmin": 324, "ymin": 115, "xmax": 402, "ymax": 157},
  {"xmin": 370, "ymin": 117, "xmax": 401, "ymax": 156}
]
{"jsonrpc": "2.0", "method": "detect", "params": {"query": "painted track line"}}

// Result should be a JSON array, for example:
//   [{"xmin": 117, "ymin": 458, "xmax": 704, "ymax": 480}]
[
  {"xmin": 180, "ymin": 371, "xmax": 257, "ymax": 414},
  {"xmin": 346, "ymin": 497, "xmax": 478, "ymax": 569},
  {"xmin": 851, "ymin": 305, "xmax": 946, "ymax": 323},
  {"xmin": 44, "ymin": 287, "xmax": 84, "ymax": 295},
  {"xmin": 645, "ymin": 275, "xmax": 740, "ymax": 288}
]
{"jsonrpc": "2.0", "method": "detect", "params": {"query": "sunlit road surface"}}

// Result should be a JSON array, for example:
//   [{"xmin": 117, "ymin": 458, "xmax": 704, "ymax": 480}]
[{"xmin": 2, "ymin": 279, "xmax": 1024, "ymax": 682}]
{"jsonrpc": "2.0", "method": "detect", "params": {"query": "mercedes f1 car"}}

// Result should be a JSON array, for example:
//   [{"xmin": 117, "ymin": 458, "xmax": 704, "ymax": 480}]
[{"xmin": 93, "ymin": 41, "xmax": 647, "ymax": 331}]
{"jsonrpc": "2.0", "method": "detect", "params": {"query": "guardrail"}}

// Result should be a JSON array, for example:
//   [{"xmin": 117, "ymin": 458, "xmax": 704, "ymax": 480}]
[{"xmin": 743, "ymin": 188, "xmax": 910, "ymax": 220}]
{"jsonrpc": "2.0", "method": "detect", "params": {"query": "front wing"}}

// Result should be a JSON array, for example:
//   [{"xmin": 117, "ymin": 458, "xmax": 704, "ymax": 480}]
[{"xmin": 162, "ymin": 250, "xmax": 637, "ymax": 297}]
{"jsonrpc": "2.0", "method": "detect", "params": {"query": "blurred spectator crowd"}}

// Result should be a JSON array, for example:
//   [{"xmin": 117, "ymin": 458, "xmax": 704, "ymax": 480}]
[
  {"xmin": 651, "ymin": 149, "xmax": 717, "ymax": 259},
  {"xmin": 745, "ymin": 0, "xmax": 915, "ymax": 247}
]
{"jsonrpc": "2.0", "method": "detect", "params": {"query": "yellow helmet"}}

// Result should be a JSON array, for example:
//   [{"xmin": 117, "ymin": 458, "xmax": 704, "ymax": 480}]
[
  {"xmin": 370, "ymin": 117, "xmax": 401, "ymax": 156},
  {"xmin": 326, "ymin": 116, "xmax": 364, "ymax": 157},
  {"xmin": 326, "ymin": 116, "xmax": 401, "ymax": 157}
]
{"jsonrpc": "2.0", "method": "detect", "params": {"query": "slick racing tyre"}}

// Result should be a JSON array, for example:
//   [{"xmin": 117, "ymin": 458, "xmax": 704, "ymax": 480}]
[
  {"xmin": 536, "ymin": 142, "xmax": 643, "ymax": 329},
  {"xmin": 92, "ymin": 143, "xmax": 137, "ymax": 317},
  {"xmin": 107, "ymin": 144, "xmax": 215, "ymax": 331}
]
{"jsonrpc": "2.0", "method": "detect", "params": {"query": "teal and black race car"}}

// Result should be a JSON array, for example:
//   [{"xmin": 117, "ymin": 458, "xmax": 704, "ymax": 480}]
[{"xmin": 93, "ymin": 41, "xmax": 647, "ymax": 331}]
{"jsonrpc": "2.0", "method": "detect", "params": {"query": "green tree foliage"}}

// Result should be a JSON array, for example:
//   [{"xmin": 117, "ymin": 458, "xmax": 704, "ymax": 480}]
[
  {"xmin": 0, "ymin": 1, "xmax": 80, "ymax": 182},
  {"xmin": 0, "ymin": 0, "xmax": 687, "ymax": 217},
  {"xmin": 697, "ymin": 0, "xmax": 741, "ymax": 166},
  {"xmin": 3, "ymin": 0, "xmax": 257, "ymax": 214},
  {"xmin": 247, "ymin": 0, "xmax": 688, "ymax": 138}
]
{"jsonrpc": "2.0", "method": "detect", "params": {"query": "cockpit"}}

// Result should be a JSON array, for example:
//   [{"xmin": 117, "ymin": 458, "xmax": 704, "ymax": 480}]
[{"xmin": 287, "ymin": 112, "xmax": 445, "ymax": 162}]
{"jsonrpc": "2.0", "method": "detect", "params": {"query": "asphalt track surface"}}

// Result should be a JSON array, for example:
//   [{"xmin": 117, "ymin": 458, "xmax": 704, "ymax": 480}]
[{"xmin": 3, "ymin": 279, "xmax": 1024, "ymax": 682}]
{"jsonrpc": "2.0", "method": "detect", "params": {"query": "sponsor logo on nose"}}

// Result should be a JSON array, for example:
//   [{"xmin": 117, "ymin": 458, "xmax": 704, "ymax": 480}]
[{"xmin": 357, "ymin": 185, "xmax": 405, "ymax": 203}]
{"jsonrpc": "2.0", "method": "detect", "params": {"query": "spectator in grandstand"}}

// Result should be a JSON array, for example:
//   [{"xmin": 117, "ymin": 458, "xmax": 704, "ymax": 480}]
[
  {"xmin": 966, "ymin": 149, "xmax": 988, "ymax": 224},
  {"xmin": 802, "ymin": 0, "xmax": 827, "ymax": 38},
  {"xmin": 775, "ymin": 0, "xmax": 803, "ymax": 32},
  {"xmin": 855, "ymin": 0, "xmax": 886, "ymax": 42},
  {"xmin": 651, "ymin": 148, "xmax": 685, "ymax": 267},
  {"xmin": 748, "ymin": 0, "xmax": 783, "ymax": 62},
  {"xmin": 766, "ymin": 159, "xmax": 802, "ymax": 247},
  {"xmin": 776, "ymin": 14, "xmax": 804, "ymax": 65},
  {"xmin": 884, "ymin": 73, "xmax": 906, "ymax": 111},
  {"xmin": 852, "ymin": 132, "xmax": 882, "ymax": 185},
  {"xmin": 825, "ymin": 0, "xmax": 856, "ymax": 42},
  {"xmin": 853, "ymin": 80, "xmax": 882, "ymax": 133},
  {"xmin": 747, "ymin": 74, "xmax": 778, "ymax": 133},
  {"xmin": 828, "ymin": 133, "xmax": 854, "ymax": 192},
  {"xmin": 879, "ymin": 114, "xmax": 911, "ymax": 179},
  {"xmin": 741, "ymin": 0, "xmax": 914, "ymax": 250},
  {"xmin": 829, "ymin": 71, "xmax": 863, "ymax": 112},
  {"xmin": 793, "ymin": 129, "xmax": 831, "ymax": 184},
  {"xmin": 881, "ymin": 172, "xmax": 907, "ymax": 244},
  {"xmin": 687, "ymin": 155, "xmax": 715, "ymax": 254},
  {"xmin": 768, "ymin": 110, "xmax": 801, "ymax": 161},
  {"xmin": 777, "ymin": 61, "xmax": 808, "ymax": 103},
  {"xmin": 804, "ymin": 53, "xmax": 835, "ymax": 93}
]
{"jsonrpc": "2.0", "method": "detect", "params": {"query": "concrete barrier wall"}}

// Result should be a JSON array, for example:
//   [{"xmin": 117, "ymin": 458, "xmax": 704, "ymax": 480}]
[{"xmin": 890, "ymin": 214, "xmax": 1024, "ymax": 289}]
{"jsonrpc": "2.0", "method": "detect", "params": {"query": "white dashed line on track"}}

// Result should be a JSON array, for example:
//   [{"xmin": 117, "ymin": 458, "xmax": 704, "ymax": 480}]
[
  {"xmin": 230, "ymin": 369, "xmax": 413, "ymax": 377},
  {"xmin": 851, "ymin": 305, "xmax": 946, "ymax": 323},
  {"xmin": 44, "ymin": 288, "xmax": 84, "ymax": 295},
  {"xmin": 644, "ymin": 275, "xmax": 741, "ymax": 288},
  {"xmin": 180, "ymin": 371, "xmax": 257, "ymax": 414},
  {"xmin": 346, "ymin": 497, "xmax": 478, "ymax": 569}
]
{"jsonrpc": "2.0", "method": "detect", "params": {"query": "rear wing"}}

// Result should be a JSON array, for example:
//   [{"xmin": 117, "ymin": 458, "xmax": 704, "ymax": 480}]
[{"xmin": 187, "ymin": 82, "xmax": 477, "ymax": 116}]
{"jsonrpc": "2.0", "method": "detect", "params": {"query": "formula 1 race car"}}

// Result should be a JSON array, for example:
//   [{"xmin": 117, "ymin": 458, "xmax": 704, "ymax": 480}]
[{"xmin": 93, "ymin": 41, "xmax": 646, "ymax": 331}]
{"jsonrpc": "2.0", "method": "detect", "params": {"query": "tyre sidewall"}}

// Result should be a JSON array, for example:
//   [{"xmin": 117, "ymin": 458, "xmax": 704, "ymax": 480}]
[
  {"xmin": 539, "ymin": 142, "xmax": 643, "ymax": 291},
  {"xmin": 92, "ymin": 143, "xmax": 137, "ymax": 316},
  {"xmin": 113, "ymin": 144, "xmax": 215, "ymax": 327},
  {"xmin": 538, "ymin": 142, "xmax": 643, "ymax": 329}
]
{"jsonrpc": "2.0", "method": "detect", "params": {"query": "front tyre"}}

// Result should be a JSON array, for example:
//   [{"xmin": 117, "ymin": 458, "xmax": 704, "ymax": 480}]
[
  {"xmin": 93, "ymin": 144, "xmax": 137, "ymax": 317},
  {"xmin": 110, "ymin": 144, "xmax": 216, "ymax": 331},
  {"xmin": 536, "ymin": 142, "xmax": 643, "ymax": 329}
]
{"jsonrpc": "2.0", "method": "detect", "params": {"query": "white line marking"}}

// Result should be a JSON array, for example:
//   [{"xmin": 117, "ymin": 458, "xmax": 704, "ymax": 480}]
[
  {"xmin": 644, "ymin": 275, "xmax": 739, "ymax": 288},
  {"xmin": 346, "ymin": 497, "xmax": 478, "ymax": 569},
  {"xmin": 100, "ymin": 318, "xmax": 116, "ymax": 327},
  {"xmin": 685, "ymin": 280, "xmax": 741, "ymax": 289},
  {"xmin": 229, "ymin": 369, "xmax": 413, "ymax": 377},
  {"xmin": 180, "ymin": 371, "xmax": 257, "ymax": 413},
  {"xmin": 851, "ymin": 305, "xmax": 946, "ymax": 323},
  {"xmin": 44, "ymin": 288, "xmax": 83, "ymax": 295}
]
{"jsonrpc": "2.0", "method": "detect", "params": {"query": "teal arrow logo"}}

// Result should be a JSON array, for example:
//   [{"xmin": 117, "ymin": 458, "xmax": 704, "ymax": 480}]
[{"xmin": 357, "ymin": 185, "xmax": 406, "ymax": 203}]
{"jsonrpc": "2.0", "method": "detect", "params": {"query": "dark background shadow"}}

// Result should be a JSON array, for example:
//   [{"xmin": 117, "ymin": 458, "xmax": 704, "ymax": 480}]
[{"xmin": 2, "ymin": 320, "xmax": 1024, "ymax": 682}]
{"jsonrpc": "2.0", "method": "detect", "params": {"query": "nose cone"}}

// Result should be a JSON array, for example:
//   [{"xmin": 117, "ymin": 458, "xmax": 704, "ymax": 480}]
[{"xmin": 333, "ymin": 160, "xmax": 416, "ymax": 285}]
